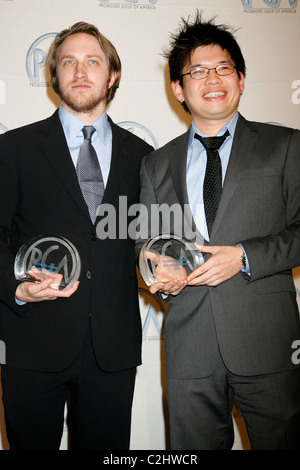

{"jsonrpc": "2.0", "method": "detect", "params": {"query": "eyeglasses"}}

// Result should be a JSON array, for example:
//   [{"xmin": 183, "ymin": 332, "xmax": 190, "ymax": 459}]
[{"xmin": 181, "ymin": 64, "xmax": 236, "ymax": 80}]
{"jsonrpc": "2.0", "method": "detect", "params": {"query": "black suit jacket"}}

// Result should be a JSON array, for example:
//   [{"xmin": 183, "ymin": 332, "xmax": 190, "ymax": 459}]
[
  {"xmin": 137, "ymin": 114, "xmax": 300, "ymax": 378},
  {"xmin": 0, "ymin": 110, "xmax": 153, "ymax": 372}
]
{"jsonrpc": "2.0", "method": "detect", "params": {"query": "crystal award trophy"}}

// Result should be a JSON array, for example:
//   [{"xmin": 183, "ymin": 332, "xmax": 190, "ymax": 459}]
[
  {"xmin": 14, "ymin": 235, "xmax": 81, "ymax": 290},
  {"xmin": 139, "ymin": 233, "xmax": 204, "ymax": 286}
]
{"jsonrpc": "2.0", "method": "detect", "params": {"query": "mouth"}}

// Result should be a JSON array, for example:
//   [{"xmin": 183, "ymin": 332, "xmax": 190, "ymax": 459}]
[
  {"xmin": 203, "ymin": 91, "xmax": 226, "ymax": 99},
  {"xmin": 70, "ymin": 81, "xmax": 92, "ymax": 90}
]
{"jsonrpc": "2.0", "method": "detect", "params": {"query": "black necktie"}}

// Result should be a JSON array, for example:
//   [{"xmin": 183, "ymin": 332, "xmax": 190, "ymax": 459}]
[
  {"xmin": 76, "ymin": 126, "xmax": 104, "ymax": 223},
  {"xmin": 195, "ymin": 130, "xmax": 229, "ymax": 236}
]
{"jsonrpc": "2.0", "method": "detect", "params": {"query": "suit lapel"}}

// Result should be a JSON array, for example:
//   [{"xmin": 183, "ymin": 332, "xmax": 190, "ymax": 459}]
[
  {"xmin": 210, "ymin": 115, "xmax": 258, "ymax": 240},
  {"xmin": 38, "ymin": 113, "xmax": 131, "ymax": 224},
  {"xmin": 38, "ymin": 111, "xmax": 91, "ymax": 221},
  {"xmin": 169, "ymin": 130, "xmax": 190, "ymax": 207},
  {"xmin": 101, "ymin": 119, "xmax": 128, "ymax": 205},
  {"xmin": 166, "ymin": 117, "xmax": 259, "ymax": 242},
  {"xmin": 169, "ymin": 129, "xmax": 201, "ymax": 240}
]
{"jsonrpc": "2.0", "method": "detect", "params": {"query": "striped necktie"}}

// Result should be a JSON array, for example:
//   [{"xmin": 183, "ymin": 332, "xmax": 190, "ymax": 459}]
[{"xmin": 76, "ymin": 126, "xmax": 104, "ymax": 223}]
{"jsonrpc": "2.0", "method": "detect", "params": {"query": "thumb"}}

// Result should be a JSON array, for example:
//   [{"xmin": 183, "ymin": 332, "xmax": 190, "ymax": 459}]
[
  {"xmin": 195, "ymin": 244, "xmax": 213, "ymax": 253},
  {"xmin": 145, "ymin": 251, "xmax": 159, "ymax": 262}
]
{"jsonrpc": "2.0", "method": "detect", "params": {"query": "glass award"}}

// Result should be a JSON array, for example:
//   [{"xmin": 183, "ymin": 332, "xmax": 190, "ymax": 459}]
[
  {"xmin": 139, "ymin": 233, "xmax": 204, "ymax": 286},
  {"xmin": 14, "ymin": 235, "xmax": 81, "ymax": 290}
]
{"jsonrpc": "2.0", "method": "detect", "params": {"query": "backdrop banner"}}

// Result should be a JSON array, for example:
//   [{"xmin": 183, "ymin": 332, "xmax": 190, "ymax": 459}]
[{"xmin": 0, "ymin": 0, "xmax": 299, "ymax": 451}]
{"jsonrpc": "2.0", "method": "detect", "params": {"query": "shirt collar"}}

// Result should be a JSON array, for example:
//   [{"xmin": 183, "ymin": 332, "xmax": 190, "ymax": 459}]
[
  {"xmin": 58, "ymin": 105, "xmax": 110, "ymax": 144},
  {"xmin": 189, "ymin": 112, "xmax": 239, "ymax": 149}
]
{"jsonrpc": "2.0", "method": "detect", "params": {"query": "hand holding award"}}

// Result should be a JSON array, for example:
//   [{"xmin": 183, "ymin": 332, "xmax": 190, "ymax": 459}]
[
  {"xmin": 139, "ymin": 234, "xmax": 204, "ymax": 291},
  {"xmin": 14, "ymin": 235, "xmax": 81, "ymax": 300}
]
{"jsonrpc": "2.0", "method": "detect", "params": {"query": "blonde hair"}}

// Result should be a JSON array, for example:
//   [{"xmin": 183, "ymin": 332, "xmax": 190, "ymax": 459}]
[{"xmin": 47, "ymin": 22, "xmax": 121, "ymax": 105}]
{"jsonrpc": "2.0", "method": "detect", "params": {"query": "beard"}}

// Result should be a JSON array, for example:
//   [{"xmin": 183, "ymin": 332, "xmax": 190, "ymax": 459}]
[{"xmin": 58, "ymin": 79, "xmax": 110, "ymax": 114}]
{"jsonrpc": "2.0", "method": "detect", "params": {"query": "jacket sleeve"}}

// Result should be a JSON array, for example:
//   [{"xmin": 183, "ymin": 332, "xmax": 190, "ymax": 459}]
[
  {"xmin": 0, "ymin": 133, "xmax": 31, "ymax": 314},
  {"xmin": 135, "ymin": 155, "xmax": 159, "ymax": 263},
  {"xmin": 239, "ymin": 128, "xmax": 300, "ymax": 281}
]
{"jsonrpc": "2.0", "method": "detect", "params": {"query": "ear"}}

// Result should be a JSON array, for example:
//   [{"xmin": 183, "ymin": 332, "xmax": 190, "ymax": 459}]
[
  {"xmin": 171, "ymin": 80, "xmax": 185, "ymax": 104},
  {"xmin": 239, "ymin": 73, "xmax": 245, "ymax": 95},
  {"xmin": 109, "ymin": 70, "xmax": 117, "ymax": 89}
]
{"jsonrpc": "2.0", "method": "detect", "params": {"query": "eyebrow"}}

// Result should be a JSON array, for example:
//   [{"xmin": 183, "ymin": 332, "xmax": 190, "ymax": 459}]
[
  {"xmin": 60, "ymin": 54, "xmax": 104, "ymax": 62},
  {"xmin": 190, "ymin": 60, "xmax": 232, "ymax": 68}
]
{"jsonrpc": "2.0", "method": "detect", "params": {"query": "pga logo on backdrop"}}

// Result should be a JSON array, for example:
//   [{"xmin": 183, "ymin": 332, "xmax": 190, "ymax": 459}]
[
  {"xmin": 118, "ymin": 121, "xmax": 158, "ymax": 149},
  {"xmin": 241, "ymin": 0, "xmax": 298, "ymax": 6},
  {"xmin": 26, "ymin": 33, "xmax": 57, "ymax": 86}
]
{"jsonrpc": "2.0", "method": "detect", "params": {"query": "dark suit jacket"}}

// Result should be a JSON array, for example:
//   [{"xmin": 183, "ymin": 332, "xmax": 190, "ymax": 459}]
[
  {"xmin": 137, "ymin": 114, "xmax": 300, "ymax": 378},
  {"xmin": 0, "ymin": 110, "xmax": 153, "ymax": 372}
]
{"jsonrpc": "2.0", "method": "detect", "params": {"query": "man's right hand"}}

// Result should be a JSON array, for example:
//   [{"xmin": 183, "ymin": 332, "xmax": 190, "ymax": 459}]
[
  {"xmin": 145, "ymin": 251, "xmax": 188, "ymax": 297},
  {"xmin": 149, "ymin": 278, "xmax": 187, "ymax": 296},
  {"xmin": 16, "ymin": 268, "xmax": 79, "ymax": 303}
]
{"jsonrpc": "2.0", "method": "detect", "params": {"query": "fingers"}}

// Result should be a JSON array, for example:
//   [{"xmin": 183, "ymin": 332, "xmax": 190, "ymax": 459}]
[
  {"xmin": 187, "ymin": 269, "xmax": 219, "ymax": 287},
  {"xmin": 29, "ymin": 267, "xmax": 79, "ymax": 293},
  {"xmin": 149, "ymin": 279, "xmax": 187, "ymax": 297},
  {"xmin": 60, "ymin": 280, "xmax": 80, "ymax": 297},
  {"xmin": 16, "ymin": 276, "xmax": 80, "ymax": 303},
  {"xmin": 145, "ymin": 251, "xmax": 188, "ymax": 296},
  {"xmin": 149, "ymin": 282, "xmax": 165, "ymax": 295},
  {"xmin": 146, "ymin": 245, "xmax": 243, "ymax": 291},
  {"xmin": 29, "ymin": 268, "xmax": 63, "ymax": 290},
  {"xmin": 187, "ymin": 245, "xmax": 243, "ymax": 286},
  {"xmin": 145, "ymin": 251, "xmax": 159, "ymax": 262},
  {"xmin": 186, "ymin": 266, "xmax": 212, "ymax": 286}
]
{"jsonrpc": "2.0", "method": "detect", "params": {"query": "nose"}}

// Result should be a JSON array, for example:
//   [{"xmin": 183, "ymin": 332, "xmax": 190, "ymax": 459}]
[
  {"xmin": 205, "ymin": 68, "xmax": 221, "ymax": 84},
  {"xmin": 74, "ymin": 62, "xmax": 87, "ymax": 79}
]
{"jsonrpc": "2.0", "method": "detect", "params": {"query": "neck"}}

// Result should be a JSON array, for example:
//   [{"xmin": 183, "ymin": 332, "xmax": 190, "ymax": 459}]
[
  {"xmin": 61, "ymin": 102, "xmax": 106, "ymax": 125},
  {"xmin": 194, "ymin": 120, "xmax": 229, "ymax": 137},
  {"xmin": 194, "ymin": 113, "xmax": 237, "ymax": 137}
]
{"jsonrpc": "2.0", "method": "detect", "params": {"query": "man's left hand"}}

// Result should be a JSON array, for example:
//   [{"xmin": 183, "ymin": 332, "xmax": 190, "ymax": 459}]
[{"xmin": 187, "ymin": 245, "xmax": 244, "ymax": 287}]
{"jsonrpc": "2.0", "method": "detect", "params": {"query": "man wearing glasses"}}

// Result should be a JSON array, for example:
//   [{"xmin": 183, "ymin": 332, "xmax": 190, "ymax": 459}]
[{"xmin": 136, "ymin": 12, "xmax": 300, "ymax": 449}]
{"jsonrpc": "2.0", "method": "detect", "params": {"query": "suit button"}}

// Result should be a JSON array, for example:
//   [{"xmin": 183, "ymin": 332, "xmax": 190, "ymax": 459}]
[
  {"xmin": 85, "ymin": 271, "xmax": 92, "ymax": 279},
  {"xmin": 91, "ymin": 232, "xmax": 97, "ymax": 241}
]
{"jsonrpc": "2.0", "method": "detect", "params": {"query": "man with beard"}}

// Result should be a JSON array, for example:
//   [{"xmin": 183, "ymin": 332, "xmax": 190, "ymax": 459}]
[{"xmin": 0, "ymin": 22, "xmax": 153, "ymax": 450}]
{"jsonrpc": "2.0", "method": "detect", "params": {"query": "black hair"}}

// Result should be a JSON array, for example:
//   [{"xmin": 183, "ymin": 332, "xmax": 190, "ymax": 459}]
[{"xmin": 165, "ymin": 10, "xmax": 246, "ymax": 93}]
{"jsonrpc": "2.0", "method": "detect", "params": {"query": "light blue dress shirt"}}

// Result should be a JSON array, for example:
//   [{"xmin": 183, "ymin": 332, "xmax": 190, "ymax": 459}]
[
  {"xmin": 58, "ymin": 105, "xmax": 112, "ymax": 186},
  {"xmin": 186, "ymin": 112, "xmax": 238, "ymax": 241},
  {"xmin": 186, "ymin": 112, "xmax": 250, "ymax": 273}
]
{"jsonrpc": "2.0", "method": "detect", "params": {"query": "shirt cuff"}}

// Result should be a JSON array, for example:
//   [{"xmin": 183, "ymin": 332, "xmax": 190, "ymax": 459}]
[{"xmin": 236, "ymin": 244, "xmax": 251, "ymax": 275}]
